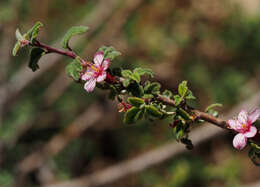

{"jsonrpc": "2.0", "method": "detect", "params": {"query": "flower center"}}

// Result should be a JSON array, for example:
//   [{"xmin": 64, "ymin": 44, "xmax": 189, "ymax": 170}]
[{"xmin": 242, "ymin": 123, "xmax": 249, "ymax": 131}]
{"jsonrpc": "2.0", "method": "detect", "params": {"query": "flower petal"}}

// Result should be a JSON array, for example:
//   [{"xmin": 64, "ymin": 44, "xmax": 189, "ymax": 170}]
[
  {"xmin": 93, "ymin": 51, "xmax": 104, "ymax": 66},
  {"xmin": 84, "ymin": 79, "xmax": 96, "ymax": 92},
  {"xmin": 96, "ymin": 71, "xmax": 107, "ymax": 82},
  {"xmin": 244, "ymin": 126, "xmax": 258, "ymax": 138},
  {"xmin": 102, "ymin": 59, "xmax": 110, "ymax": 70},
  {"xmin": 227, "ymin": 119, "xmax": 240, "ymax": 130},
  {"xmin": 238, "ymin": 109, "xmax": 248, "ymax": 124},
  {"xmin": 248, "ymin": 108, "xmax": 260, "ymax": 124},
  {"xmin": 81, "ymin": 70, "xmax": 94, "ymax": 81},
  {"xmin": 233, "ymin": 133, "xmax": 247, "ymax": 150}
]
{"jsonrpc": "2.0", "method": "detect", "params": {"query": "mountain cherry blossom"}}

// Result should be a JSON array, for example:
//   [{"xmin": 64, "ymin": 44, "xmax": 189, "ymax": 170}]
[
  {"xmin": 81, "ymin": 51, "xmax": 110, "ymax": 92},
  {"xmin": 227, "ymin": 109, "xmax": 260, "ymax": 150}
]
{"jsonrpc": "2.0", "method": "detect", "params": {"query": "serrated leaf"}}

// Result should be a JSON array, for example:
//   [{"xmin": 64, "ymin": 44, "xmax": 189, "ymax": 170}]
[
  {"xmin": 133, "ymin": 67, "xmax": 154, "ymax": 78},
  {"xmin": 178, "ymin": 81, "xmax": 188, "ymax": 97},
  {"xmin": 123, "ymin": 107, "xmax": 140, "ymax": 124},
  {"xmin": 144, "ymin": 82, "xmax": 161, "ymax": 94},
  {"xmin": 65, "ymin": 58, "xmax": 83, "ymax": 80},
  {"xmin": 62, "ymin": 26, "xmax": 89, "ymax": 49},
  {"xmin": 205, "ymin": 103, "xmax": 223, "ymax": 112},
  {"xmin": 12, "ymin": 41, "xmax": 21, "ymax": 56},
  {"xmin": 28, "ymin": 48, "xmax": 45, "ymax": 71},
  {"xmin": 174, "ymin": 95, "xmax": 182, "ymax": 106},
  {"xmin": 127, "ymin": 97, "xmax": 145, "ymax": 107},
  {"xmin": 26, "ymin": 21, "xmax": 43, "ymax": 41},
  {"xmin": 145, "ymin": 105, "xmax": 163, "ymax": 118}
]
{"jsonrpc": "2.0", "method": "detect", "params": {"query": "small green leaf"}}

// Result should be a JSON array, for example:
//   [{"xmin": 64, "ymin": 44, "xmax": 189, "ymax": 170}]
[
  {"xmin": 15, "ymin": 29, "xmax": 24, "ymax": 40},
  {"xmin": 162, "ymin": 90, "xmax": 173, "ymax": 99},
  {"xmin": 123, "ymin": 107, "xmax": 140, "ymax": 124},
  {"xmin": 121, "ymin": 70, "xmax": 132, "ymax": 78},
  {"xmin": 28, "ymin": 48, "xmax": 45, "ymax": 71},
  {"xmin": 26, "ymin": 21, "xmax": 43, "ymax": 41},
  {"xmin": 127, "ymin": 97, "xmax": 145, "ymax": 107},
  {"xmin": 129, "ymin": 72, "xmax": 141, "ymax": 83},
  {"xmin": 133, "ymin": 67, "xmax": 154, "ymax": 78},
  {"xmin": 173, "ymin": 124, "xmax": 184, "ymax": 141},
  {"xmin": 144, "ymin": 82, "xmax": 161, "ymax": 94},
  {"xmin": 12, "ymin": 41, "xmax": 21, "ymax": 56},
  {"xmin": 123, "ymin": 79, "xmax": 130, "ymax": 87},
  {"xmin": 143, "ymin": 94, "xmax": 154, "ymax": 99},
  {"xmin": 62, "ymin": 26, "xmax": 89, "ymax": 49},
  {"xmin": 178, "ymin": 108, "xmax": 191, "ymax": 120},
  {"xmin": 174, "ymin": 95, "xmax": 182, "ymax": 106},
  {"xmin": 98, "ymin": 46, "xmax": 121, "ymax": 60},
  {"xmin": 65, "ymin": 57, "xmax": 83, "ymax": 80},
  {"xmin": 145, "ymin": 105, "xmax": 163, "ymax": 118},
  {"xmin": 178, "ymin": 81, "xmax": 188, "ymax": 97},
  {"xmin": 185, "ymin": 90, "xmax": 196, "ymax": 100},
  {"xmin": 205, "ymin": 103, "xmax": 223, "ymax": 112}
]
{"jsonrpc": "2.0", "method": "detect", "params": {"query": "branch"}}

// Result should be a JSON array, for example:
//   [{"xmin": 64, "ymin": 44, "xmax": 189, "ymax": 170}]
[
  {"xmin": 43, "ymin": 89, "xmax": 260, "ymax": 187},
  {"xmin": 33, "ymin": 40, "xmax": 76, "ymax": 59}
]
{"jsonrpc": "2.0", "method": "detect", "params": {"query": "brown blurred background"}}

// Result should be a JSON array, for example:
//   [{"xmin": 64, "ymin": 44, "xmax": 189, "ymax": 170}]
[{"xmin": 1, "ymin": 0, "xmax": 260, "ymax": 186}]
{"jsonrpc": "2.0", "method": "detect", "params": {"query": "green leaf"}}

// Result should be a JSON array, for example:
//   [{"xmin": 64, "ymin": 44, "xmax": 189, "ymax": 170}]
[
  {"xmin": 185, "ymin": 90, "xmax": 196, "ymax": 100},
  {"xmin": 144, "ymin": 82, "xmax": 161, "ymax": 94},
  {"xmin": 123, "ymin": 107, "xmax": 141, "ymax": 124},
  {"xmin": 127, "ymin": 97, "xmax": 145, "ymax": 107},
  {"xmin": 178, "ymin": 108, "xmax": 191, "ymax": 120},
  {"xmin": 28, "ymin": 48, "xmax": 45, "ymax": 71},
  {"xmin": 15, "ymin": 29, "xmax": 24, "ymax": 40},
  {"xmin": 174, "ymin": 95, "xmax": 182, "ymax": 106},
  {"xmin": 178, "ymin": 81, "xmax": 188, "ymax": 97},
  {"xmin": 162, "ymin": 90, "xmax": 173, "ymax": 99},
  {"xmin": 65, "ymin": 57, "xmax": 83, "ymax": 80},
  {"xmin": 133, "ymin": 67, "xmax": 154, "ymax": 78},
  {"xmin": 12, "ymin": 41, "xmax": 21, "ymax": 56},
  {"xmin": 129, "ymin": 72, "xmax": 141, "ymax": 83},
  {"xmin": 173, "ymin": 124, "xmax": 184, "ymax": 141},
  {"xmin": 123, "ymin": 79, "xmax": 130, "ymax": 87},
  {"xmin": 205, "ymin": 103, "xmax": 223, "ymax": 112},
  {"xmin": 62, "ymin": 26, "xmax": 89, "ymax": 49},
  {"xmin": 143, "ymin": 94, "xmax": 154, "ymax": 99},
  {"xmin": 121, "ymin": 70, "xmax": 132, "ymax": 78},
  {"xmin": 26, "ymin": 21, "xmax": 43, "ymax": 41},
  {"xmin": 98, "ymin": 46, "xmax": 121, "ymax": 60},
  {"xmin": 145, "ymin": 105, "xmax": 163, "ymax": 118}
]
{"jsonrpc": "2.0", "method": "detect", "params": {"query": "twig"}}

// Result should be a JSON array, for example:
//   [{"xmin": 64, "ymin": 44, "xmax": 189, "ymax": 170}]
[{"xmin": 43, "ymin": 89, "xmax": 260, "ymax": 187}]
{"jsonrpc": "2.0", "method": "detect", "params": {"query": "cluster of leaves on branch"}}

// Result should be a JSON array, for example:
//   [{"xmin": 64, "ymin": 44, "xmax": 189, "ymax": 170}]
[{"xmin": 12, "ymin": 22, "xmax": 260, "ymax": 165}]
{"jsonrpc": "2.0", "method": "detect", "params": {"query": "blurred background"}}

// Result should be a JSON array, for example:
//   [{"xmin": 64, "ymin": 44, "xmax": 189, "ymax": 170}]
[{"xmin": 1, "ymin": 0, "xmax": 260, "ymax": 186}]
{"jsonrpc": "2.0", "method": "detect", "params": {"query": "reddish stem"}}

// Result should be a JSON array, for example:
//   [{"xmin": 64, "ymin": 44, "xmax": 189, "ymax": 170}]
[{"xmin": 33, "ymin": 40, "xmax": 77, "ymax": 59}]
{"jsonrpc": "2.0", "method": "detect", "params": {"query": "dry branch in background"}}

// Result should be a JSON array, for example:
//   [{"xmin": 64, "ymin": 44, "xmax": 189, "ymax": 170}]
[
  {"xmin": 14, "ymin": 103, "xmax": 103, "ymax": 187},
  {"xmin": 43, "ymin": 89, "xmax": 260, "ymax": 187}
]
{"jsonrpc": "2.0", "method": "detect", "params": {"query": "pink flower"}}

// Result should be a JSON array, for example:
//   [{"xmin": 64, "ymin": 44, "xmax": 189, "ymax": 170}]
[
  {"xmin": 81, "ymin": 51, "xmax": 110, "ymax": 92},
  {"xmin": 227, "ymin": 109, "xmax": 260, "ymax": 150}
]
